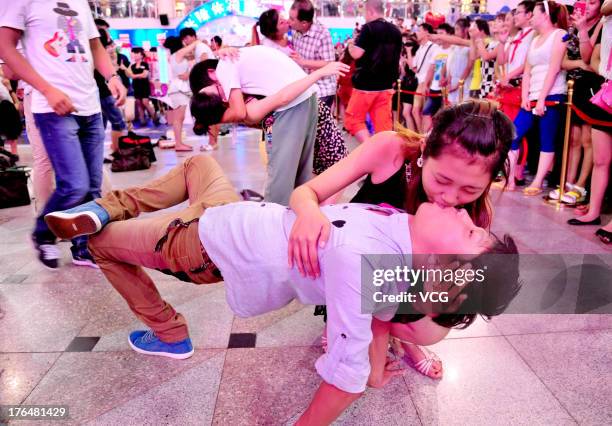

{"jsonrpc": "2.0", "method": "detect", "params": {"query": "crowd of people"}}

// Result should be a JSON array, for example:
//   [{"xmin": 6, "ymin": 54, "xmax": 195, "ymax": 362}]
[{"xmin": 0, "ymin": 0, "xmax": 610, "ymax": 424}]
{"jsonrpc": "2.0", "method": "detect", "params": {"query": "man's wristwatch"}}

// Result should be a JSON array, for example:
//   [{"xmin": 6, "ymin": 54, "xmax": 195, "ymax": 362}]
[{"xmin": 105, "ymin": 73, "xmax": 119, "ymax": 84}]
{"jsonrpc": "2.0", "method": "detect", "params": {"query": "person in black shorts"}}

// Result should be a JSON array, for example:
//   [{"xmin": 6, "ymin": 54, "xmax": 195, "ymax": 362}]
[{"xmin": 127, "ymin": 47, "xmax": 158, "ymax": 126}]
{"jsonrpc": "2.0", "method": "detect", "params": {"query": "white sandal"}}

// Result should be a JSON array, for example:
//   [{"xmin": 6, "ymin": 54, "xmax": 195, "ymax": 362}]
[{"xmin": 390, "ymin": 337, "xmax": 442, "ymax": 379}]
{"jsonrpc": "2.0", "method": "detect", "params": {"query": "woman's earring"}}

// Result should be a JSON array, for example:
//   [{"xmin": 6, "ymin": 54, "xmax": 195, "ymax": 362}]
[{"xmin": 417, "ymin": 155, "xmax": 424, "ymax": 168}]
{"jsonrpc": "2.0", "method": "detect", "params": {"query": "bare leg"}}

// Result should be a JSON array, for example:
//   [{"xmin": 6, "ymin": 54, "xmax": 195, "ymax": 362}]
[
  {"xmin": 507, "ymin": 149, "xmax": 519, "ymax": 191},
  {"xmin": 575, "ymin": 124, "xmax": 593, "ymax": 189},
  {"xmin": 136, "ymin": 99, "xmax": 145, "ymax": 124},
  {"xmin": 402, "ymin": 103, "xmax": 415, "ymax": 131},
  {"xmin": 528, "ymin": 151, "xmax": 554, "ymax": 190},
  {"xmin": 172, "ymin": 106, "xmax": 192, "ymax": 151},
  {"xmin": 142, "ymin": 98, "xmax": 157, "ymax": 123},
  {"xmin": 574, "ymin": 129, "xmax": 611, "ymax": 221},
  {"xmin": 411, "ymin": 84, "xmax": 425, "ymax": 133},
  {"xmin": 566, "ymin": 125, "xmax": 581, "ymax": 185}
]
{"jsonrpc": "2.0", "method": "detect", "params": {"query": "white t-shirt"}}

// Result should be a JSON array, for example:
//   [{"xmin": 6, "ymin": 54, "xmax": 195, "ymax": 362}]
[
  {"xmin": 0, "ymin": 0, "xmax": 101, "ymax": 115},
  {"xmin": 447, "ymin": 45, "xmax": 471, "ymax": 103},
  {"xmin": 216, "ymin": 45, "xmax": 315, "ymax": 112},
  {"xmin": 506, "ymin": 27, "xmax": 535, "ymax": 75},
  {"xmin": 199, "ymin": 202, "xmax": 412, "ymax": 393},
  {"xmin": 261, "ymin": 36, "xmax": 295, "ymax": 56},
  {"xmin": 168, "ymin": 55, "xmax": 190, "ymax": 95},
  {"xmin": 429, "ymin": 45, "xmax": 451, "ymax": 91},
  {"xmin": 528, "ymin": 29, "xmax": 567, "ymax": 100},
  {"xmin": 194, "ymin": 41, "xmax": 214, "ymax": 62},
  {"xmin": 413, "ymin": 41, "xmax": 436, "ymax": 84}
]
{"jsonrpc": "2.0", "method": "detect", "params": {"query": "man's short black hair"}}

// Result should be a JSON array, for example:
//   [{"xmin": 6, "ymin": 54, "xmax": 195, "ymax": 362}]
[
  {"xmin": 518, "ymin": 0, "xmax": 536, "ymax": 13},
  {"xmin": 291, "ymin": 0, "xmax": 315, "ymax": 23},
  {"xmin": 419, "ymin": 23, "xmax": 435, "ymax": 34},
  {"xmin": 94, "ymin": 18, "xmax": 110, "ymax": 29},
  {"xmin": 179, "ymin": 27, "xmax": 197, "ymax": 41},
  {"xmin": 437, "ymin": 23, "xmax": 455, "ymax": 35},
  {"xmin": 212, "ymin": 35, "xmax": 222, "ymax": 46},
  {"xmin": 474, "ymin": 18, "xmax": 491, "ymax": 36},
  {"xmin": 98, "ymin": 28, "xmax": 112, "ymax": 48}
]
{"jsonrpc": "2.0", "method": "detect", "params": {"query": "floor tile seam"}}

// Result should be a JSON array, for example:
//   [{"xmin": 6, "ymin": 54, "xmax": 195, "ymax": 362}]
[
  {"xmin": 82, "ymin": 350, "xmax": 227, "ymax": 425},
  {"xmin": 401, "ymin": 375, "xmax": 424, "ymax": 426},
  {"xmin": 501, "ymin": 333, "xmax": 580, "ymax": 425},
  {"xmin": 496, "ymin": 327, "xmax": 612, "ymax": 337},
  {"xmin": 209, "ymin": 317, "xmax": 235, "ymax": 426},
  {"xmin": 17, "ymin": 349, "xmax": 64, "ymax": 407}
]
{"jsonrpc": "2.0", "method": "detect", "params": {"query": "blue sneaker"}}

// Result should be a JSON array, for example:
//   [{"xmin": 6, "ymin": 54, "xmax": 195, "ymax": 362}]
[
  {"xmin": 70, "ymin": 245, "xmax": 99, "ymax": 269},
  {"xmin": 44, "ymin": 201, "xmax": 110, "ymax": 240},
  {"xmin": 128, "ymin": 330, "xmax": 194, "ymax": 359}
]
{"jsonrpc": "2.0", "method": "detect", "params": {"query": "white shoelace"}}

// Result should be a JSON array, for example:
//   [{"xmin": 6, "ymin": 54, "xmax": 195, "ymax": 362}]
[
  {"xmin": 141, "ymin": 330, "xmax": 157, "ymax": 343},
  {"xmin": 39, "ymin": 244, "xmax": 60, "ymax": 260}
]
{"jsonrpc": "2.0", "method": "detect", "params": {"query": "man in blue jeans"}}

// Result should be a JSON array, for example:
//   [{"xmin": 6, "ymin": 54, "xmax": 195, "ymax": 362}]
[{"xmin": 0, "ymin": 0, "xmax": 126, "ymax": 269}]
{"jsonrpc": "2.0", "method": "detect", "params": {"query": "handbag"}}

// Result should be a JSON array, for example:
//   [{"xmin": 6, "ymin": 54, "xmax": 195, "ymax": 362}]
[
  {"xmin": 0, "ymin": 165, "xmax": 31, "ymax": 209},
  {"xmin": 119, "ymin": 131, "xmax": 156, "ymax": 163},
  {"xmin": 590, "ymin": 49, "xmax": 612, "ymax": 114},
  {"xmin": 590, "ymin": 80, "xmax": 612, "ymax": 114},
  {"xmin": 110, "ymin": 146, "xmax": 151, "ymax": 173}
]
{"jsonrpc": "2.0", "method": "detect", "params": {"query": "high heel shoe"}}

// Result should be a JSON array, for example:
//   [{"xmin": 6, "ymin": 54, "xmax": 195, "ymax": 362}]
[
  {"xmin": 567, "ymin": 217, "xmax": 601, "ymax": 226},
  {"xmin": 595, "ymin": 229, "xmax": 612, "ymax": 244}
]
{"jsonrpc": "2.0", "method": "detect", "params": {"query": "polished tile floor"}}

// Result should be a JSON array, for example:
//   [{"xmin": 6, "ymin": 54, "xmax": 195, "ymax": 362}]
[{"xmin": 1, "ymin": 126, "xmax": 611, "ymax": 425}]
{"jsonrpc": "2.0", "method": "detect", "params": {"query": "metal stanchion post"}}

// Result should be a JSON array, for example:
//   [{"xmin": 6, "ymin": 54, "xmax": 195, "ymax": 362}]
[
  {"xmin": 442, "ymin": 86, "xmax": 448, "ymax": 106},
  {"xmin": 458, "ymin": 79, "xmax": 464, "ymax": 103},
  {"xmin": 395, "ymin": 78, "xmax": 402, "ymax": 130},
  {"xmin": 557, "ymin": 80, "xmax": 574, "ymax": 206}
]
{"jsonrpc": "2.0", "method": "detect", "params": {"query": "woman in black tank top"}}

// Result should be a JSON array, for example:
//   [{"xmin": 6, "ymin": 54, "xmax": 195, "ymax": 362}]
[{"xmin": 291, "ymin": 101, "xmax": 515, "ymax": 379}]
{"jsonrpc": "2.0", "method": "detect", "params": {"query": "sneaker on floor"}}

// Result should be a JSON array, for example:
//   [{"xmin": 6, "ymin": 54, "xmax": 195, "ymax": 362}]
[
  {"xmin": 32, "ymin": 236, "xmax": 60, "ymax": 270},
  {"xmin": 128, "ymin": 330, "xmax": 194, "ymax": 359},
  {"xmin": 45, "ymin": 201, "xmax": 110, "ymax": 240},
  {"xmin": 71, "ymin": 246, "xmax": 100, "ymax": 269}
]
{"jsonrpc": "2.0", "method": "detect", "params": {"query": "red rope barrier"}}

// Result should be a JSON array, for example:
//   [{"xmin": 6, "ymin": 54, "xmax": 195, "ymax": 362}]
[
  {"xmin": 398, "ymin": 89, "xmax": 445, "ymax": 97},
  {"xmin": 570, "ymin": 104, "xmax": 612, "ymax": 127}
]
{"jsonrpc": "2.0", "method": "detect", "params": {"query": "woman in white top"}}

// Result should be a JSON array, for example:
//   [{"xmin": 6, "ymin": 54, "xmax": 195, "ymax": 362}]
[
  {"xmin": 507, "ymin": 1, "xmax": 569, "ymax": 194},
  {"xmin": 163, "ymin": 36, "xmax": 197, "ymax": 152},
  {"xmin": 251, "ymin": 9, "xmax": 294, "ymax": 56}
]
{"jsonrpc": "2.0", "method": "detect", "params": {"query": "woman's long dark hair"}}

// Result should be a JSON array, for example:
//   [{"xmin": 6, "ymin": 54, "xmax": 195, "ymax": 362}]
[
  {"xmin": 189, "ymin": 59, "xmax": 228, "ymax": 135},
  {"xmin": 535, "ymin": 1, "xmax": 569, "ymax": 30},
  {"xmin": 163, "ymin": 36, "xmax": 183, "ymax": 55},
  {"xmin": 399, "ymin": 100, "xmax": 515, "ymax": 230},
  {"xmin": 258, "ymin": 9, "xmax": 281, "ymax": 40}
]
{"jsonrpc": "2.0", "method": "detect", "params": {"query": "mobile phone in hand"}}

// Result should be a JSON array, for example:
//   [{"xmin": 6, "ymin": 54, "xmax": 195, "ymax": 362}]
[{"xmin": 574, "ymin": 1, "xmax": 586, "ymax": 16}]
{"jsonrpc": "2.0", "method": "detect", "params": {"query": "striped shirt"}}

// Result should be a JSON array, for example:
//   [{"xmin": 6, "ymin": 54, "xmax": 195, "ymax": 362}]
[{"xmin": 292, "ymin": 22, "xmax": 337, "ymax": 98}]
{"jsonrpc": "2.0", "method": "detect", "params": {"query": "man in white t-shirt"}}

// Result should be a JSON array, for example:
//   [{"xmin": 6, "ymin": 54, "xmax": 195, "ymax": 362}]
[
  {"xmin": 190, "ymin": 45, "xmax": 318, "ymax": 205},
  {"xmin": 0, "ymin": 0, "xmax": 126, "ymax": 269},
  {"xmin": 422, "ymin": 23, "xmax": 453, "ymax": 132},
  {"xmin": 411, "ymin": 23, "xmax": 436, "ymax": 132},
  {"xmin": 179, "ymin": 27, "xmax": 214, "ymax": 63}
]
